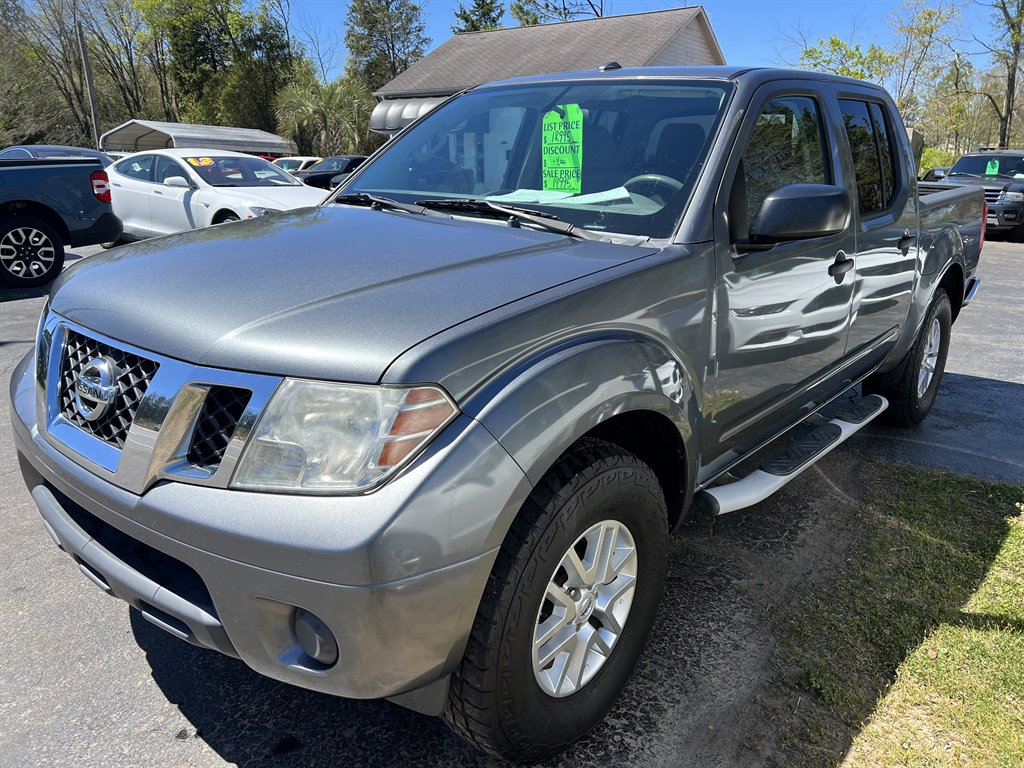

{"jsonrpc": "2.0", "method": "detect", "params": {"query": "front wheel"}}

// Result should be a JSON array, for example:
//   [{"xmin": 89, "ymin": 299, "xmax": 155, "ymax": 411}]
[
  {"xmin": 443, "ymin": 439, "xmax": 668, "ymax": 763},
  {"xmin": 864, "ymin": 290, "xmax": 952, "ymax": 426},
  {"xmin": 0, "ymin": 214, "xmax": 65, "ymax": 288}
]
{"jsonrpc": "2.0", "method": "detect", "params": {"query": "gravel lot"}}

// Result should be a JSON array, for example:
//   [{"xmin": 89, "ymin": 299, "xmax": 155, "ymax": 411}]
[{"xmin": 1, "ymin": 238, "xmax": 1021, "ymax": 768}]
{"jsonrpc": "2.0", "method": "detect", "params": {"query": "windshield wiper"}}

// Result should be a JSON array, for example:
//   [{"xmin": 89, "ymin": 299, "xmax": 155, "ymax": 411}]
[
  {"xmin": 414, "ymin": 198, "xmax": 603, "ymax": 240},
  {"xmin": 331, "ymin": 192, "xmax": 447, "ymax": 217},
  {"xmin": 947, "ymin": 171, "xmax": 981, "ymax": 178}
]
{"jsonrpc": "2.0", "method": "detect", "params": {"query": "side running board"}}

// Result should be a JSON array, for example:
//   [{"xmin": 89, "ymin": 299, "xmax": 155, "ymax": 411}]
[{"xmin": 694, "ymin": 394, "xmax": 888, "ymax": 516}]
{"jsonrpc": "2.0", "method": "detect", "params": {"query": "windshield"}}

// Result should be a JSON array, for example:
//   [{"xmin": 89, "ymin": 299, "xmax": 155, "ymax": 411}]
[
  {"xmin": 275, "ymin": 158, "xmax": 303, "ymax": 172},
  {"xmin": 339, "ymin": 80, "xmax": 731, "ymax": 238},
  {"xmin": 948, "ymin": 154, "xmax": 1024, "ymax": 179},
  {"xmin": 186, "ymin": 156, "xmax": 301, "ymax": 187}
]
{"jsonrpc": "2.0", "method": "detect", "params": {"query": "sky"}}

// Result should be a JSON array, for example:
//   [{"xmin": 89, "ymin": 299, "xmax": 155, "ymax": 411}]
[{"xmin": 286, "ymin": 0, "xmax": 999, "ymax": 81}]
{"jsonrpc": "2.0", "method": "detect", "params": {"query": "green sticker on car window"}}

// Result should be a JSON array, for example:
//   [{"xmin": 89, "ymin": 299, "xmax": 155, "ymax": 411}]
[
  {"xmin": 542, "ymin": 103, "xmax": 583, "ymax": 194},
  {"xmin": 986, "ymin": 159, "xmax": 1000, "ymax": 175}
]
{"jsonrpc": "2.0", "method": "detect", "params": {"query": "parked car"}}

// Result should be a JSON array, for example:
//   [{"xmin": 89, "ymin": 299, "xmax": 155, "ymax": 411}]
[
  {"xmin": 292, "ymin": 155, "xmax": 367, "ymax": 190},
  {"xmin": 11, "ymin": 66, "xmax": 984, "ymax": 762},
  {"xmin": 273, "ymin": 155, "xmax": 322, "ymax": 172},
  {"xmin": 0, "ymin": 144, "xmax": 113, "ymax": 165},
  {"xmin": 921, "ymin": 148, "xmax": 1024, "ymax": 240},
  {"xmin": 104, "ymin": 149, "xmax": 326, "ymax": 242},
  {"xmin": 0, "ymin": 156, "xmax": 120, "ymax": 287}
]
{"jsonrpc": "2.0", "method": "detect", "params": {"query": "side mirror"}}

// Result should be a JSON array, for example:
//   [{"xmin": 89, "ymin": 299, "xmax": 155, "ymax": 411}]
[
  {"xmin": 749, "ymin": 183, "xmax": 850, "ymax": 245},
  {"xmin": 932, "ymin": 168, "xmax": 946, "ymax": 180},
  {"xmin": 164, "ymin": 175, "xmax": 191, "ymax": 189}
]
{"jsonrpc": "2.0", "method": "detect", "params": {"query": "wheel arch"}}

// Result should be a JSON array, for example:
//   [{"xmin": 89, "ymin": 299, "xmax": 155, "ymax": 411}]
[
  {"xmin": 465, "ymin": 333, "xmax": 701, "ymax": 533},
  {"xmin": 0, "ymin": 200, "xmax": 70, "ymax": 244},
  {"xmin": 212, "ymin": 208, "xmax": 240, "ymax": 225}
]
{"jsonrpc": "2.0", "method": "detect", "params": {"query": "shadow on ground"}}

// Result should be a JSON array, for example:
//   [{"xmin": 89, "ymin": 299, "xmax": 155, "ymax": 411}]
[{"xmin": 132, "ymin": 450, "xmax": 1020, "ymax": 768}]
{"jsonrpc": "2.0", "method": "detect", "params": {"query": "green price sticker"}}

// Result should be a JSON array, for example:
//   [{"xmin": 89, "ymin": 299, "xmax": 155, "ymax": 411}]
[
  {"xmin": 541, "ymin": 103, "xmax": 583, "ymax": 194},
  {"xmin": 986, "ymin": 159, "xmax": 1000, "ymax": 175}
]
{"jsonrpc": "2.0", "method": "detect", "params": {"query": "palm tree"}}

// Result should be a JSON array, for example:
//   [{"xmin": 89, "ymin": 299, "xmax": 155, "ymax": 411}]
[{"xmin": 276, "ymin": 72, "xmax": 380, "ymax": 156}]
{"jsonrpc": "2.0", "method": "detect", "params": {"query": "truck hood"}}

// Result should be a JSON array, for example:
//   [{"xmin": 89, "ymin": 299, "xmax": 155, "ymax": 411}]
[{"xmin": 50, "ymin": 206, "xmax": 656, "ymax": 383}]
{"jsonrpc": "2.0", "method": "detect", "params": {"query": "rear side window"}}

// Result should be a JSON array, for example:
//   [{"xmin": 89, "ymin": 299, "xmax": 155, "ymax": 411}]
[
  {"xmin": 116, "ymin": 155, "xmax": 154, "ymax": 181},
  {"xmin": 840, "ymin": 99, "xmax": 898, "ymax": 216},
  {"xmin": 733, "ymin": 95, "xmax": 830, "ymax": 240}
]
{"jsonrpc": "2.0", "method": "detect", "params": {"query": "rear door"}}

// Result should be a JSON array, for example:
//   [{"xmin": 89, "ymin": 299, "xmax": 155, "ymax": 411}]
[
  {"xmin": 149, "ymin": 155, "xmax": 198, "ymax": 235},
  {"xmin": 836, "ymin": 96, "xmax": 917, "ymax": 372},
  {"xmin": 110, "ymin": 155, "xmax": 156, "ymax": 237},
  {"xmin": 705, "ymin": 84, "xmax": 857, "ymax": 466}
]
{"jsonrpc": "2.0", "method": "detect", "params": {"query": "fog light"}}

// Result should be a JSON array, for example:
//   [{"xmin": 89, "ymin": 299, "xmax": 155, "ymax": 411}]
[{"xmin": 293, "ymin": 608, "xmax": 339, "ymax": 666}]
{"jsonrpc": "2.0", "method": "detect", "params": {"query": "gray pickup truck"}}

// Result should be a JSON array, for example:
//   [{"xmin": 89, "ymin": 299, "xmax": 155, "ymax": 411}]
[
  {"xmin": 0, "ymin": 157, "xmax": 122, "ymax": 288},
  {"xmin": 10, "ymin": 66, "xmax": 984, "ymax": 761}
]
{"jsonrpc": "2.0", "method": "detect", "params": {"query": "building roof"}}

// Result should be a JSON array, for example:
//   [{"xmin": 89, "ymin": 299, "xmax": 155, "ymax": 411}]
[
  {"xmin": 375, "ymin": 7, "xmax": 725, "ymax": 99},
  {"xmin": 99, "ymin": 120, "xmax": 295, "ymax": 154}
]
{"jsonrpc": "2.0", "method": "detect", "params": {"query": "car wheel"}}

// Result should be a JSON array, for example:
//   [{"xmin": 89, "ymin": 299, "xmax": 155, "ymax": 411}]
[
  {"xmin": 100, "ymin": 236, "xmax": 123, "ymax": 249},
  {"xmin": 0, "ymin": 214, "xmax": 65, "ymax": 288},
  {"xmin": 443, "ymin": 439, "xmax": 668, "ymax": 762},
  {"xmin": 215, "ymin": 212, "xmax": 240, "ymax": 224},
  {"xmin": 864, "ymin": 290, "xmax": 951, "ymax": 427}
]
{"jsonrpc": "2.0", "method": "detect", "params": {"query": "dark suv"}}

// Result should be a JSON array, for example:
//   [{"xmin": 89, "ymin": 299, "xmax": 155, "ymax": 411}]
[{"xmin": 940, "ymin": 149, "xmax": 1024, "ymax": 239}]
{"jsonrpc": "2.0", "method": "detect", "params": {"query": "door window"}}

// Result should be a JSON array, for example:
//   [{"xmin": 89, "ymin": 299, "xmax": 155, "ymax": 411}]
[
  {"xmin": 839, "ymin": 99, "xmax": 898, "ymax": 216},
  {"xmin": 732, "ymin": 96, "xmax": 829, "ymax": 240},
  {"xmin": 154, "ymin": 156, "xmax": 188, "ymax": 184},
  {"xmin": 115, "ymin": 155, "xmax": 155, "ymax": 182}
]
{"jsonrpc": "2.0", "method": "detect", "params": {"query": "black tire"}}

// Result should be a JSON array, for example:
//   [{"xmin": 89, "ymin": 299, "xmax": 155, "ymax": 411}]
[
  {"xmin": 214, "ymin": 212, "xmax": 240, "ymax": 224},
  {"xmin": 443, "ymin": 439, "xmax": 668, "ymax": 763},
  {"xmin": 864, "ymin": 290, "xmax": 952, "ymax": 427},
  {"xmin": 0, "ymin": 214, "xmax": 65, "ymax": 288},
  {"xmin": 100, "ymin": 236, "xmax": 123, "ymax": 249}
]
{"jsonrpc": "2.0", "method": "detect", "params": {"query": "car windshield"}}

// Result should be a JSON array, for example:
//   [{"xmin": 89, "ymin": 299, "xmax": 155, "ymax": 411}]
[
  {"xmin": 275, "ymin": 158, "xmax": 303, "ymax": 171},
  {"xmin": 186, "ymin": 156, "xmax": 301, "ymax": 187},
  {"xmin": 948, "ymin": 154, "xmax": 1024, "ymax": 179},
  {"xmin": 339, "ymin": 80, "xmax": 732, "ymax": 239},
  {"xmin": 308, "ymin": 157, "xmax": 351, "ymax": 172}
]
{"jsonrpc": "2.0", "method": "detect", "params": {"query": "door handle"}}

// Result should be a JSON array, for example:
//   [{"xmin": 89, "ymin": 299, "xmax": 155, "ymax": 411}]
[
  {"xmin": 897, "ymin": 234, "xmax": 916, "ymax": 253},
  {"xmin": 828, "ymin": 252, "xmax": 854, "ymax": 283}
]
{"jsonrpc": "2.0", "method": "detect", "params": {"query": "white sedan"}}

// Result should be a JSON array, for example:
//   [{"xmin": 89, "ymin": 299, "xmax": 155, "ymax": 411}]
[{"xmin": 105, "ymin": 149, "xmax": 327, "ymax": 242}]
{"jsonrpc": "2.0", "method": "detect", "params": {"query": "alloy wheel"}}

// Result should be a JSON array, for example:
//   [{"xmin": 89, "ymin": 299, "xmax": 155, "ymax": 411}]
[
  {"xmin": 0, "ymin": 226, "xmax": 56, "ymax": 280},
  {"xmin": 917, "ymin": 317, "xmax": 942, "ymax": 398}
]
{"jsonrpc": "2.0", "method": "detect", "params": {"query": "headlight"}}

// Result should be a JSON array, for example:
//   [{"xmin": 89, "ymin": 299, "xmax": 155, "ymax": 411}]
[
  {"xmin": 247, "ymin": 206, "xmax": 281, "ymax": 218},
  {"xmin": 232, "ymin": 380, "xmax": 457, "ymax": 493},
  {"xmin": 996, "ymin": 190, "xmax": 1024, "ymax": 203}
]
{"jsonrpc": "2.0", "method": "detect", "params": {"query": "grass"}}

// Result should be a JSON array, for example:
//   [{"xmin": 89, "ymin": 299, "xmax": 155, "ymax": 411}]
[{"xmin": 767, "ymin": 463, "xmax": 1024, "ymax": 767}]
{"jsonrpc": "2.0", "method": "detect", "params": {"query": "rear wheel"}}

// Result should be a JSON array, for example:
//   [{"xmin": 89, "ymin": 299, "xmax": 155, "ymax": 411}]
[
  {"xmin": 443, "ymin": 439, "xmax": 668, "ymax": 763},
  {"xmin": 0, "ymin": 214, "xmax": 65, "ymax": 288},
  {"xmin": 864, "ymin": 290, "xmax": 952, "ymax": 426}
]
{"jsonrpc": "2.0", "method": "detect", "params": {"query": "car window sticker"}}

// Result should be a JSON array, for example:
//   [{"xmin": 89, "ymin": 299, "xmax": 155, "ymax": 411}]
[
  {"xmin": 542, "ymin": 103, "xmax": 583, "ymax": 194},
  {"xmin": 986, "ymin": 158, "xmax": 999, "ymax": 175},
  {"xmin": 186, "ymin": 157, "xmax": 215, "ymax": 167}
]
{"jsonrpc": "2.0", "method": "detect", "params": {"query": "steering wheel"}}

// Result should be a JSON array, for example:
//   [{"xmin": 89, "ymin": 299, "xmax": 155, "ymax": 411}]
[{"xmin": 623, "ymin": 174, "xmax": 684, "ymax": 200}]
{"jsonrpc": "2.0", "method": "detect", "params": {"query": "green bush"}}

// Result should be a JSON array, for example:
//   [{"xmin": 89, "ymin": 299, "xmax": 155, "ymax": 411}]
[{"xmin": 919, "ymin": 147, "xmax": 957, "ymax": 177}]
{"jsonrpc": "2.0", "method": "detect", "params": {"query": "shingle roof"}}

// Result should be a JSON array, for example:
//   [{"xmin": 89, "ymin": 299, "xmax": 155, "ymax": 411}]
[{"xmin": 375, "ymin": 7, "xmax": 723, "ymax": 98}]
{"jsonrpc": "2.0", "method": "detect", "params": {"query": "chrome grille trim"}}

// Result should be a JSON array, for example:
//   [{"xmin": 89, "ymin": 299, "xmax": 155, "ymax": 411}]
[{"xmin": 37, "ymin": 313, "xmax": 282, "ymax": 495}]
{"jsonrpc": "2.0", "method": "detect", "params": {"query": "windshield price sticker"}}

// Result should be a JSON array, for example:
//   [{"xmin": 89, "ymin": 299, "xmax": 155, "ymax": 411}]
[
  {"xmin": 542, "ymin": 103, "xmax": 583, "ymax": 194},
  {"xmin": 986, "ymin": 159, "xmax": 1000, "ymax": 175},
  {"xmin": 186, "ymin": 157, "xmax": 215, "ymax": 167}
]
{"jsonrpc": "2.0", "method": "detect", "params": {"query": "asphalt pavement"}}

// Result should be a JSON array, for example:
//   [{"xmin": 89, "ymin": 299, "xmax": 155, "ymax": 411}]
[{"xmin": 0, "ymin": 239, "xmax": 1021, "ymax": 768}]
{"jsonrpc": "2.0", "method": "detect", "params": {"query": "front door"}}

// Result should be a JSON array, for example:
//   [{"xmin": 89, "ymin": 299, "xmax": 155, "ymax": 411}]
[
  {"xmin": 704, "ymin": 86, "xmax": 857, "ymax": 473},
  {"xmin": 149, "ymin": 156, "xmax": 198, "ymax": 235}
]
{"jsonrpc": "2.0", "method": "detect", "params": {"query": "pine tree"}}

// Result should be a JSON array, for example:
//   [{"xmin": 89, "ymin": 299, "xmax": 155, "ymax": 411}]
[
  {"xmin": 452, "ymin": 0, "xmax": 504, "ymax": 33},
  {"xmin": 344, "ymin": 0, "xmax": 429, "ymax": 93}
]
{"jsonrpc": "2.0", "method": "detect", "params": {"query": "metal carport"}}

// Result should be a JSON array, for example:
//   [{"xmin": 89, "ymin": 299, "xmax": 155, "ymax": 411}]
[{"xmin": 99, "ymin": 120, "xmax": 295, "ymax": 155}]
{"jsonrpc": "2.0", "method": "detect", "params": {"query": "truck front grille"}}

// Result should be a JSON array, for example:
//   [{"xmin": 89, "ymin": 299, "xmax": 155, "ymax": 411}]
[
  {"xmin": 984, "ymin": 189, "xmax": 1001, "ymax": 203},
  {"xmin": 186, "ymin": 386, "xmax": 252, "ymax": 471},
  {"xmin": 58, "ymin": 329, "xmax": 159, "ymax": 449}
]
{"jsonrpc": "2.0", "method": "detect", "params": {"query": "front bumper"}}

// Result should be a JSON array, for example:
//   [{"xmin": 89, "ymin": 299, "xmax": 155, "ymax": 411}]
[
  {"xmin": 985, "ymin": 202, "xmax": 1024, "ymax": 231},
  {"xmin": 10, "ymin": 351, "xmax": 531, "ymax": 708}
]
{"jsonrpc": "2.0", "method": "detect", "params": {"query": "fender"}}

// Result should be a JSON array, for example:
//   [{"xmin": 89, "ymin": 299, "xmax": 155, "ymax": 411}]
[
  {"xmin": 462, "ymin": 332, "xmax": 701, "ymax": 504},
  {"xmin": 879, "ymin": 225, "xmax": 965, "ymax": 374}
]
